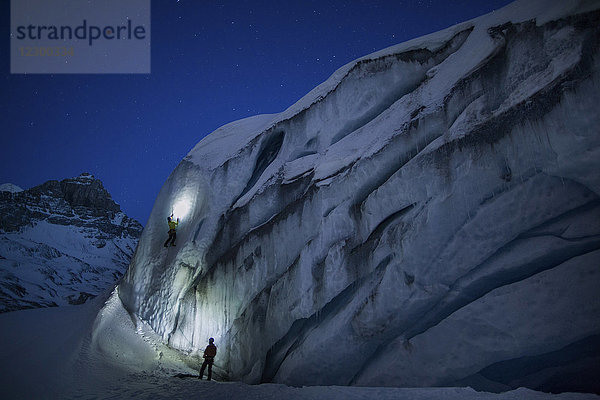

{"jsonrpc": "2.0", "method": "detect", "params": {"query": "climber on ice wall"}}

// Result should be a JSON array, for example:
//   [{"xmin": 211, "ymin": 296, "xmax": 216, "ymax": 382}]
[{"xmin": 164, "ymin": 214, "xmax": 179, "ymax": 247}]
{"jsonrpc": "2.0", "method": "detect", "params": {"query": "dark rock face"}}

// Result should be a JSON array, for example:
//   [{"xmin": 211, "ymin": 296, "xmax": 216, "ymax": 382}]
[{"xmin": 0, "ymin": 173, "xmax": 143, "ymax": 313}]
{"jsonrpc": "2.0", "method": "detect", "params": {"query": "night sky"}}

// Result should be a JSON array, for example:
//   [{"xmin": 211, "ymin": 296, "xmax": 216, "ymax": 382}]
[{"xmin": 1, "ymin": 0, "xmax": 513, "ymax": 225}]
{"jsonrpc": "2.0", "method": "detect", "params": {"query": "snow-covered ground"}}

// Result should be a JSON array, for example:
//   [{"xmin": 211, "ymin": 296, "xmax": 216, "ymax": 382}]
[{"xmin": 0, "ymin": 290, "xmax": 598, "ymax": 399}]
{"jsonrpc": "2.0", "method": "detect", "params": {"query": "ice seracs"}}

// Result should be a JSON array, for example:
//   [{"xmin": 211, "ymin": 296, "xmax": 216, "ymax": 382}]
[{"xmin": 118, "ymin": 0, "xmax": 600, "ymax": 394}]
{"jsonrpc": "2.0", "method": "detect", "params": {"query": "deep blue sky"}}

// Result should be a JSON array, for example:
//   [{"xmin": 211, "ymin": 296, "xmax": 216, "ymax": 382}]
[{"xmin": 1, "ymin": 0, "xmax": 513, "ymax": 225}]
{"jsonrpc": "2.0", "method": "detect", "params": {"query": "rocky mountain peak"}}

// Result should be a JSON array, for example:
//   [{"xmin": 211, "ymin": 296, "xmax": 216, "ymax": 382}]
[
  {"xmin": 62, "ymin": 173, "xmax": 121, "ymax": 213},
  {"xmin": 0, "ymin": 174, "xmax": 142, "ymax": 237}
]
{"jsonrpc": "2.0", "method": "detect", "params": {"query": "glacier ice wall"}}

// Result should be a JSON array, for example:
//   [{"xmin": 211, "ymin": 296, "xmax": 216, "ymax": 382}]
[{"xmin": 119, "ymin": 0, "xmax": 600, "ymax": 392}]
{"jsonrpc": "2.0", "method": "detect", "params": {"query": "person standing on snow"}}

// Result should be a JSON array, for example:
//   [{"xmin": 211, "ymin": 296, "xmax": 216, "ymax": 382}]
[
  {"xmin": 164, "ymin": 215, "xmax": 179, "ymax": 247},
  {"xmin": 199, "ymin": 337, "xmax": 217, "ymax": 380}
]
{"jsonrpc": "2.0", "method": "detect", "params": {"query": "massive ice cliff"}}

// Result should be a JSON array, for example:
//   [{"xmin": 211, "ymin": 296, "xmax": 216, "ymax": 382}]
[{"xmin": 118, "ymin": 0, "xmax": 600, "ymax": 393}]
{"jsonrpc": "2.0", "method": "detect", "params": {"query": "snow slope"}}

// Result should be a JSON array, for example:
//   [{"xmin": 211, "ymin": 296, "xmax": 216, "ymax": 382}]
[
  {"xmin": 0, "ymin": 221, "xmax": 137, "ymax": 310},
  {"xmin": 118, "ymin": 0, "xmax": 600, "ymax": 393}
]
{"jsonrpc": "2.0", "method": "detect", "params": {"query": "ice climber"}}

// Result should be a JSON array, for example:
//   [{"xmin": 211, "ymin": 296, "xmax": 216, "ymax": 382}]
[
  {"xmin": 199, "ymin": 337, "xmax": 217, "ymax": 380},
  {"xmin": 163, "ymin": 215, "xmax": 179, "ymax": 247}
]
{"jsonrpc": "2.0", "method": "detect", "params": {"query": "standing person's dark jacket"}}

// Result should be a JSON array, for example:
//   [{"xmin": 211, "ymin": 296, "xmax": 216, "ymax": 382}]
[{"xmin": 204, "ymin": 343, "xmax": 217, "ymax": 359}]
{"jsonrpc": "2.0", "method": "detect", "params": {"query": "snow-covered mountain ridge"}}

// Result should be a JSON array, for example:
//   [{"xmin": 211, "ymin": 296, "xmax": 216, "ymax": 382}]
[
  {"xmin": 0, "ymin": 173, "xmax": 143, "ymax": 312},
  {"xmin": 0, "ymin": 183, "xmax": 23, "ymax": 194},
  {"xmin": 119, "ymin": 0, "xmax": 600, "ymax": 394}
]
